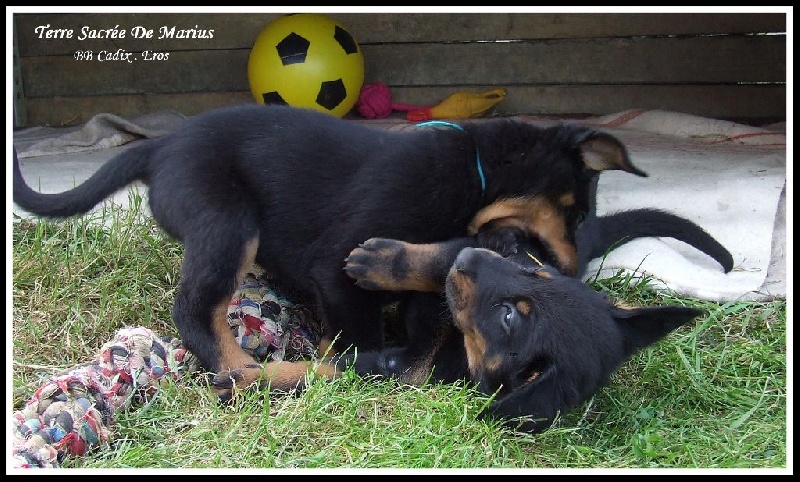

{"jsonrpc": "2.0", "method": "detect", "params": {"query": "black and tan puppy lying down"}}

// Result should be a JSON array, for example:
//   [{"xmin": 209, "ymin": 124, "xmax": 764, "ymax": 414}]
[{"xmin": 334, "ymin": 206, "xmax": 732, "ymax": 434}]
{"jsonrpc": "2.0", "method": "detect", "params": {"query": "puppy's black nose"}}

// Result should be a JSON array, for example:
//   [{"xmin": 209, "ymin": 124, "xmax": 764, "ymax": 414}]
[
  {"xmin": 453, "ymin": 247, "xmax": 501, "ymax": 272},
  {"xmin": 453, "ymin": 247, "xmax": 478, "ymax": 272}
]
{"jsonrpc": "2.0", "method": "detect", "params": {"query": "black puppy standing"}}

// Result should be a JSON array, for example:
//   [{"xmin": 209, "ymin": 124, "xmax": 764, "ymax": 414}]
[{"xmin": 13, "ymin": 104, "xmax": 646, "ymax": 396}]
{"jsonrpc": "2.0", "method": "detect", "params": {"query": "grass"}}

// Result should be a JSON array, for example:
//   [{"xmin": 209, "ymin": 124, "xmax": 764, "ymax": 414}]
[{"xmin": 10, "ymin": 191, "xmax": 788, "ymax": 471}]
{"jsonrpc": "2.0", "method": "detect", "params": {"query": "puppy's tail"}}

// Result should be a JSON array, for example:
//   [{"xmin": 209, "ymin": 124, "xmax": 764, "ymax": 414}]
[
  {"xmin": 13, "ymin": 142, "xmax": 153, "ymax": 218},
  {"xmin": 582, "ymin": 208, "xmax": 734, "ymax": 273}
]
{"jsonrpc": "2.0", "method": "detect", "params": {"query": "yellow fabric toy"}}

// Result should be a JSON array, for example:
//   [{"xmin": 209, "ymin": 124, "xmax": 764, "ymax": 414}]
[{"xmin": 406, "ymin": 88, "xmax": 506, "ymax": 121}]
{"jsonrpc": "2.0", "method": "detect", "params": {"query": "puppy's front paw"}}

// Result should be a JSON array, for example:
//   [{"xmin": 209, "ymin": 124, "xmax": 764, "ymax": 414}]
[{"xmin": 344, "ymin": 237, "xmax": 411, "ymax": 291}]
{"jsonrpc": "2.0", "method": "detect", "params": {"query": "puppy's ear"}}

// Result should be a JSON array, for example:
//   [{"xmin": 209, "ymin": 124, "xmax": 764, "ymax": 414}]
[
  {"xmin": 613, "ymin": 305, "xmax": 704, "ymax": 357},
  {"xmin": 577, "ymin": 131, "xmax": 647, "ymax": 177},
  {"xmin": 482, "ymin": 365, "xmax": 562, "ymax": 434}
]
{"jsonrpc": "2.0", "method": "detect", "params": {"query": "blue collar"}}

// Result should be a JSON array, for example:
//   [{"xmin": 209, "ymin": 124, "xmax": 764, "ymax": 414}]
[{"xmin": 416, "ymin": 120, "xmax": 486, "ymax": 196}]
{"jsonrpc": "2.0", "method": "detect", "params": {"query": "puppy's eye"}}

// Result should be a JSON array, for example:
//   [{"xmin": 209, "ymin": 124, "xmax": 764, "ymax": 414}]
[
  {"xmin": 501, "ymin": 302, "xmax": 517, "ymax": 332},
  {"xmin": 503, "ymin": 304, "xmax": 514, "ymax": 322},
  {"xmin": 576, "ymin": 212, "xmax": 587, "ymax": 225}
]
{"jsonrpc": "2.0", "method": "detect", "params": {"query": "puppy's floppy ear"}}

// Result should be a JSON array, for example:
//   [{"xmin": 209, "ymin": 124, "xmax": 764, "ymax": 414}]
[
  {"xmin": 612, "ymin": 305, "xmax": 704, "ymax": 357},
  {"xmin": 482, "ymin": 365, "xmax": 563, "ymax": 434},
  {"xmin": 577, "ymin": 130, "xmax": 648, "ymax": 177}
]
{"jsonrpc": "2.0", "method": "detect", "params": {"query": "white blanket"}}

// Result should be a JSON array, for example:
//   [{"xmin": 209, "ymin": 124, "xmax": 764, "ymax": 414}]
[
  {"xmin": 581, "ymin": 110, "xmax": 786, "ymax": 302},
  {"xmin": 13, "ymin": 109, "xmax": 787, "ymax": 302}
]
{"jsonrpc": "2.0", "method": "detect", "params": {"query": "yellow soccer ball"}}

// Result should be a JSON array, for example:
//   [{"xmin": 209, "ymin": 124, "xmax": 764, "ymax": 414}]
[{"xmin": 247, "ymin": 14, "xmax": 365, "ymax": 118}]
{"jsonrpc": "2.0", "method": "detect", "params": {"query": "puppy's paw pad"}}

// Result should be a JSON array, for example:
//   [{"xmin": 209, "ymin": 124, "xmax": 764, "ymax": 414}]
[
  {"xmin": 345, "ymin": 238, "xmax": 408, "ymax": 281},
  {"xmin": 362, "ymin": 237, "xmax": 398, "ymax": 248},
  {"xmin": 352, "ymin": 238, "xmax": 407, "ymax": 257}
]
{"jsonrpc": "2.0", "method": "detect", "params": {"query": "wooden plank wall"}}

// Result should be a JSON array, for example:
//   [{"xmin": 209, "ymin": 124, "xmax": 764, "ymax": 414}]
[{"xmin": 14, "ymin": 12, "xmax": 786, "ymax": 127}]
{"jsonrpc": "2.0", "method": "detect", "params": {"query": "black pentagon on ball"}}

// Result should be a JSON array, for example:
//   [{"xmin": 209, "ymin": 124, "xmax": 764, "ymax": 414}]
[
  {"xmin": 262, "ymin": 91, "xmax": 288, "ymax": 105},
  {"xmin": 316, "ymin": 79, "xmax": 347, "ymax": 110},
  {"xmin": 276, "ymin": 32, "xmax": 310, "ymax": 66},
  {"xmin": 333, "ymin": 26, "xmax": 358, "ymax": 54}
]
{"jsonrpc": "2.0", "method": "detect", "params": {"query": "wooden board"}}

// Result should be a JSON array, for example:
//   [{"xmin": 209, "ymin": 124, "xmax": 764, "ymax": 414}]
[
  {"xmin": 24, "ymin": 84, "xmax": 785, "ymax": 128},
  {"xmin": 362, "ymin": 36, "xmax": 785, "ymax": 85},
  {"xmin": 14, "ymin": 11, "xmax": 788, "ymax": 127},
  {"xmin": 21, "ymin": 35, "xmax": 785, "ymax": 98}
]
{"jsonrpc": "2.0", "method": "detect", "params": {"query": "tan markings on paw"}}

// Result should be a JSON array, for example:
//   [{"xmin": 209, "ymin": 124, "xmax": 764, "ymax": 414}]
[
  {"xmin": 259, "ymin": 360, "xmax": 340, "ymax": 391},
  {"xmin": 346, "ymin": 238, "xmax": 443, "ymax": 292},
  {"xmin": 211, "ymin": 361, "xmax": 340, "ymax": 399}
]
